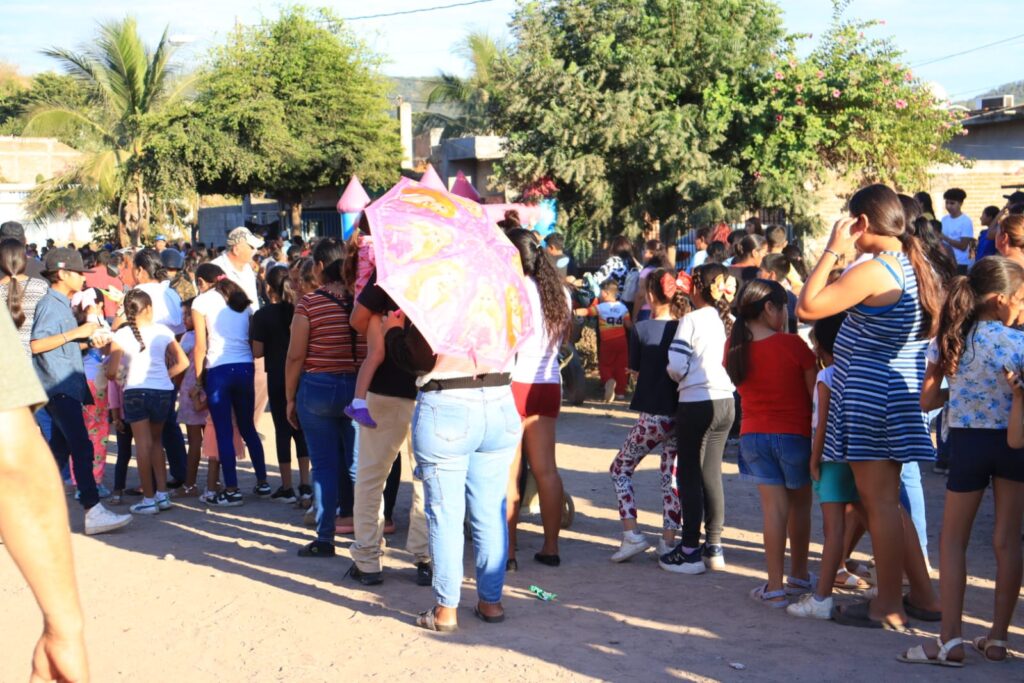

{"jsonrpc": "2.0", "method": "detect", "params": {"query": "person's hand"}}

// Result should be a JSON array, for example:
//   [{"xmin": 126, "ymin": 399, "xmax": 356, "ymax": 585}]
[
  {"xmin": 1004, "ymin": 369, "xmax": 1024, "ymax": 397},
  {"xmin": 826, "ymin": 216, "xmax": 865, "ymax": 254},
  {"xmin": 809, "ymin": 457, "xmax": 821, "ymax": 482},
  {"xmin": 286, "ymin": 399, "xmax": 300, "ymax": 430},
  {"xmin": 31, "ymin": 625, "xmax": 89, "ymax": 683},
  {"xmin": 73, "ymin": 322, "xmax": 99, "ymax": 341},
  {"xmin": 113, "ymin": 418, "xmax": 126, "ymax": 433},
  {"xmin": 382, "ymin": 309, "xmax": 406, "ymax": 333}
]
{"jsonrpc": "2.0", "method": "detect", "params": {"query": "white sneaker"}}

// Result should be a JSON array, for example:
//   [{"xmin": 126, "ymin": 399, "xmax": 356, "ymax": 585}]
[
  {"xmin": 130, "ymin": 499, "xmax": 160, "ymax": 515},
  {"xmin": 610, "ymin": 534, "xmax": 650, "ymax": 562},
  {"xmin": 786, "ymin": 593, "xmax": 833, "ymax": 620},
  {"xmin": 84, "ymin": 503, "xmax": 132, "ymax": 535},
  {"xmin": 156, "ymin": 493, "xmax": 172, "ymax": 511},
  {"xmin": 603, "ymin": 379, "xmax": 616, "ymax": 403}
]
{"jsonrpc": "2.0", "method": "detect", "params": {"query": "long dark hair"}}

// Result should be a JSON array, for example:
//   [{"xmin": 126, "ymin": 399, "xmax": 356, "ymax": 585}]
[
  {"xmin": 0, "ymin": 238, "xmax": 26, "ymax": 328},
  {"xmin": 734, "ymin": 234, "xmax": 766, "ymax": 263},
  {"xmin": 914, "ymin": 191, "xmax": 936, "ymax": 217},
  {"xmin": 706, "ymin": 241, "xmax": 727, "ymax": 264},
  {"xmin": 781, "ymin": 244, "xmax": 808, "ymax": 280},
  {"xmin": 849, "ymin": 184, "xmax": 942, "ymax": 338},
  {"xmin": 123, "ymin": 289, "xmax": 152, "ymax": 351},
  {"xmin": 313, "ymin": 237, "xmax": 347, "ymax": 289},
  {"xmin": 507, "ymin": 228, "xmax": 570, "ymax": 343},
  {"xmin": 647, "ymin": 267, "xmax": 690, "ymax": 319},
  {"xmin": 911, "ymin": 216, "xmax": 957, "ymax": 283},
  {"xmin": 265, "ymin": 265, "xmax": 295, "ymax": 306},
  {"xmin": 725, "ymin": 279, "xmax": 788, "ymax": 385},
  {"xmin": 194, "ymin": 263, "xmax": 250, "ymax": 313},
  {"xmin": 643, "ymin": 239, "xmax": 668, "ymax": 269},
  {"xmin": 610, "ymin": 235, "xmax": 638, "ymax": 268},
  {"xmin": 937, "ymin": 256, "xmax": 1024, "ymax": 377},
  {"xmin": 691, "ymin": 263, "xmax": 734, "ymax": 335},
  {"xmin": 133, "ymin": 249, "xmax": 166, "ymax": 283}
]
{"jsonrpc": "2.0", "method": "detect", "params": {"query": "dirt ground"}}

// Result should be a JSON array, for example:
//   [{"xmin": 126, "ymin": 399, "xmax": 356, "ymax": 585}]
[{"xmin": 1, "ymin": 400, "xmax": 1021, "ymax": 682}]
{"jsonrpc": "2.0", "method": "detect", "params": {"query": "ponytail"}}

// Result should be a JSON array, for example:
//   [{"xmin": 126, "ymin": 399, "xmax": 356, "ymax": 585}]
[
  {"xmin": 0, "ymin": 239, "xmax": 26, "ymax": 328},
  {"xmin": 195, "ymin": 262, "xmax": 252, "ymax": 312},
  {"xmin": 647, "ymin": 267, "xmax": 691, "ymax": 319},
  {"xmin": 692, "ymin": 263, "xmax": 735, "ymax": 336},
  {"xmin": 507, "ymin": 228, "xmax": 571, "ymax": 342},
  {"xmin": 123, "ymin": 289, "xmax": 151, "ymax": 351},
  {"xmin": 725, "ymin": 279, "xmax": 788, "ymax": 385},
  {"xmin": 899, "ymin": 232, "xmax": 942, "ymax": 338},
  {"xmin": 937, "ymin": 256, "xmax": 1024, "ymax": 376}
]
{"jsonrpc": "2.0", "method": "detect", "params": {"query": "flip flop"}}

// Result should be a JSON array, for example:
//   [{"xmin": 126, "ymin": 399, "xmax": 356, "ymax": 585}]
[
  {"xmin": 415, "ymin": 607, "xmax": 457, "ymax": 633},
  {"xmin": 832, "ymin": 601, "xmax": 910, "ymax": 632},
  {"xmin": 473, "ymin": 606, "xmax": 505, "ymax": 624},
  {"xmin": 971, "ymin": 636, "xmax": 1011, "ymax": 662},
  {"xmin": 902, "ymin": 596, "xmax": 941, "ymax": 622},
  {"xmin": 833, "ymin": 569, "xmax": 871, "ymax": 590},
  {"xmin": 897, "ymin": 637, "xmax": 964, "ymax": 667}
]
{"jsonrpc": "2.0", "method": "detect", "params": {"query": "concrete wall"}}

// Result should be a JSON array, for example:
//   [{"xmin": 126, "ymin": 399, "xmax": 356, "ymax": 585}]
[{"xmin": 0, "ymin": 136, "xmax": 80, "ymax": 184}]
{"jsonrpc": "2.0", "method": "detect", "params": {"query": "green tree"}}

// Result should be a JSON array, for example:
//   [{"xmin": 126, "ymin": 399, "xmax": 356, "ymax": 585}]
[
  {"xmin": 419, "ymin": 32, "xmax": 507, "ymax": 139},
  {"xmin": 22, "ymin": 17, "xmax": 189, "ymax": 245},
  {"xmin": 151, "ymin": 6, "xmax": 400, "ymax": 234}
]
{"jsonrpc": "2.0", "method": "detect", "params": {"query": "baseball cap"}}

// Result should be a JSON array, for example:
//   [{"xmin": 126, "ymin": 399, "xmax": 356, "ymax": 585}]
[
  {"xmin": 1004, "ymin": 191, "xmax": 1024, "ymax": 204},
  {"xmin": 0, "ymin": 221, "xmax": 26, "ymax": 243},
  {"xmin": 226, "ymin": 227, "xmax": 264, "ymax": 249},
  {"xmin": 43, "ymin": 248, "xmax": 87, "ymax": 274},
  {"xmin": 160, "ymin": 248, "xmax": 185, "ymax": 270},
  {"xmin": 155, "ymin": 234, "xmax": 168, "ymax": 243}
]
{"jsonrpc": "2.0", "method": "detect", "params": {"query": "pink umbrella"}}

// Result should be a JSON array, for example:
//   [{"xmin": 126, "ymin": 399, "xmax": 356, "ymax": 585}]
[
  {"xmin": 450, "ymin": 170, "xmax": 482, "ymax": 202},
  {"xmin": 365, "ymin": 178, "xmax": 534, "ymax": 367},
  {"xmin": 418, "ymin": 164, "xmax": 447, "ymax": 192}
]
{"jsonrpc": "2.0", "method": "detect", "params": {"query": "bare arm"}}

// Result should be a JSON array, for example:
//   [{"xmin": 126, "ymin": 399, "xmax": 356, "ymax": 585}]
[
  {"xmin": 165, "ymin": 340, "xmax": 190, "ymax": 380},
  {"xmin": 192, "ymin": 309, "xmax": 208, "ymax": 386},
  {"xmin": 1006, "ymin": 371, "xmax": 1024, "ymax": 449},
  {"xmin": 0, "ymin": 406, "xmax": 89, "ymax": 682},
  {"xmin": 351, "ymin": 301, "xmax": 372, "ymax": 335},
  {"xmin": 31, "ymin": 322, "xmax": 98, "ymax": 356},
  {"xmin": 920, "ymin": 361, "xmax": 947, "ymax": 412},
  {"xmin": 251, "ymin": 340, "xmax": 265, "ymax": 360},
  {"xmin": 810, "ymin": 382, "xmax": 830, "ymax": 482},
  {"xmin": 285, "ymin": 315, "xmax": 310, "ymax": 429}
]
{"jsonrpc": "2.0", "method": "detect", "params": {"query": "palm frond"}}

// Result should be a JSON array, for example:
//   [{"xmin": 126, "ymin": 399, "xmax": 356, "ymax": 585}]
[
  {"xmin": 96, "ymin": 17, "xmax": 148, "ymax": 115},
  {"xmin": 142, "ymin": 25, "xmax": 179, "ymax": 112},
  {"xmin": 40, "ymin": 47, "xmax": 101, "ymax": 84},
  {"xmin": 22, "ymin": 105, "xmax": 116, "ymax": 146}
]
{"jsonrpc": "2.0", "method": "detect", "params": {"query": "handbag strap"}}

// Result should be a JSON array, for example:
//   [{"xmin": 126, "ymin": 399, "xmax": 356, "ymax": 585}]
[{"xmin": 315, "ymin": 288, "xmax": 359, "ymax": 360}]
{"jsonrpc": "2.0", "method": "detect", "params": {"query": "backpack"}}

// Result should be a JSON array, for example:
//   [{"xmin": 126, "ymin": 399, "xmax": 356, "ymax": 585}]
[{"xmin": 621, "ymin": 267, "xmax": 640, "ymax": 303}]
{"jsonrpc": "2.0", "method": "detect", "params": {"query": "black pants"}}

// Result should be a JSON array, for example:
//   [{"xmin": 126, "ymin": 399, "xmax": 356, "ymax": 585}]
[
  {"xmin": 268, "ymin": 372, "xmax": 308, "ymax": 465},
  {"xmin": 46, "ymin": 394, "xmax": 100, "ymax": 509},
  {"xmin": 114, "ymin": 421, "xmax": 134, "ymax": 491},
  {"xmin": 161, "ymin": 390, "xmax": 187, "ymax": 482},
  {"xmin": 675, "ymin": 398, "xmax": 735, "ymax": 548}
]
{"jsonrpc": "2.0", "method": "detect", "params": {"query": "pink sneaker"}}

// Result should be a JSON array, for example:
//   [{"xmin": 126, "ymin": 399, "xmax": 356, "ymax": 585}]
[{"xmin": 344, "ymin": 404, "xmax": 378, "ymax": 428}]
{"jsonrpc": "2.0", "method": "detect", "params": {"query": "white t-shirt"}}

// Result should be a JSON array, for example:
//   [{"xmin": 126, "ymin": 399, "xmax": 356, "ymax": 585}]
[
  {"xmin": 811, "ymin": 365, "xmax": 835, "ymax": 435},
  {"xmin": 135, "ymin": 281, "xmax": 184, "ymax": 335},
  {"xmin": 212, "ymin": 253, "xmax": 259, "ymax": 313},
  {"xmin": 112, "ymin": 323, "xmax": 176, "ymax": 391},
  {"xmin": 941, "ymin": 214, "xmax": 975, "ymax": 266},
  {"xmin": 192, "ymin": 289, "xmax": 253, "ymax": 368},
  {"xmin": 666, "ymin": 306, "xmax": 735, "ymax": 402},
  {"xmin": 512, "ymin": 278, "xmax": 569, "ymax": 385}
]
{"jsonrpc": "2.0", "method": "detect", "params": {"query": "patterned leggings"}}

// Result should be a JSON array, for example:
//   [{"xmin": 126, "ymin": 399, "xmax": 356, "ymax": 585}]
[
  {"xmin": 609, "ymin": 412, "xmax": 681, "ymax": 530},
  {"xmin": 75, "ymin": 379, "xmax": 109, "ymax": 485}
]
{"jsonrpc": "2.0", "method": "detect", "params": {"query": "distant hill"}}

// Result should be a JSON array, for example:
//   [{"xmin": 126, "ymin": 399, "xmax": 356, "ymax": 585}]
[
  {"xmin": 387, "ymin": 76, "xmax": 461, "ymax": 118},
  {"xmin": 958, "ymin": 79, "xmax": 1024, "ymax": 107}
]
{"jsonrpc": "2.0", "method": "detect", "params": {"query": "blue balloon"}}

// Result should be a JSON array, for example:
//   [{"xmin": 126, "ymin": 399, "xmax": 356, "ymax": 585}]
[
  {"xmin": 341, "ymin": 211, "xmax": 361, "ymax": 241},
  {"xmin": 536, "ymin": 199, "xmax": 558, "ymax": 243}
]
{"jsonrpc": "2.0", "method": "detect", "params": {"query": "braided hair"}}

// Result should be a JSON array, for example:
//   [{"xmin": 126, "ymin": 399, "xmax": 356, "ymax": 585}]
[
  {"xmin": 692, "ymin": 263, "xmax": 734, "ymax": 335},
  {"xmin": 507, "ymin": 228, "xmax": 571, "ymax": 343},
  {"xmin": 123, "ymin": 289, "xmax": 152, "ymax": 351}
]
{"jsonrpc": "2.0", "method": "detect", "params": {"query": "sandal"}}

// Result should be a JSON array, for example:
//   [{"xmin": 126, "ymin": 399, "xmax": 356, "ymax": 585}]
[
  {"xmin": 897, "ymin": 637, "xmax": 964, "ymax": 667},
  {"xmin": 473, "ymin": 606, "xmax": 505, "ymax": 624},
  {"xmin": 415, "ymin": 607, "xmax": 457, "ymax": 632},
  {"xmin": 832, "ymin": 600, "xmax": 909, "ymax": 632},
  {"xmin": 833, "ymin": 569, "xmax": 870, "ymax": 590},
  {"xmin": 902, "ymin": 595, "xmax": 941, "ymax": 622},
  {"xmin": 749, "ymin": 583, "xmax": 789, "ymax": 609},
  {"xmin": 971, "ymin": 636, "xmax": 1011, "ymax": 662},
  {"xmin": 785, "ymin": 572, "xmax": 817, "ymax": 596}
]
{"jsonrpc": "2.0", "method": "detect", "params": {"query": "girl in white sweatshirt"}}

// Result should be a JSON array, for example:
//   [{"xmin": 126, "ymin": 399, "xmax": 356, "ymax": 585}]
[{"xmin": 660, "ymin": 263, "xmax": 737, "ymax": 575}]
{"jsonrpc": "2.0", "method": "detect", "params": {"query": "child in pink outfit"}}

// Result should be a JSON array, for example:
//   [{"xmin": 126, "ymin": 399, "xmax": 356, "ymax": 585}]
[{"xmin": 345, "ymin": 232, "xmax": 384, "ymax": 428}]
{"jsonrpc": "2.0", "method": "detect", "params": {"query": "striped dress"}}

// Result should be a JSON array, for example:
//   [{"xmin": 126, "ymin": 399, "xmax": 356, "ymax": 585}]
[{"xmin": 823, "ymin": 251, "xmax": 935, "ymax": 463}]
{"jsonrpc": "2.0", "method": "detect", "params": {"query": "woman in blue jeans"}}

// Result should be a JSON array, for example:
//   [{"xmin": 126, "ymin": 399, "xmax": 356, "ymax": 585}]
[
  {"xmin": 285, "ymin": 239, "xmax": 364, "ymax": 557},
  {"xmin": 383, "ymin": 311, "xmax": 521, "ymax": 631},
  {"xmin": 192, "ymin": 263, "xmax": 270, "ymax": 507}
]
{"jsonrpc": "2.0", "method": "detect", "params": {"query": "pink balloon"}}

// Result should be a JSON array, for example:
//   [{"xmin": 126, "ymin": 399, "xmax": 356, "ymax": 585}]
[{"xmin": 337, "ymin": 175, "xmax": 371, "ymax": 213}]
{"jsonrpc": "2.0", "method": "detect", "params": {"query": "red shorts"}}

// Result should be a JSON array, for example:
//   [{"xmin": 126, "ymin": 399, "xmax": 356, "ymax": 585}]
[{"xmin": 511, "ymin": 382, "xmax": 561, "ymax": 419}]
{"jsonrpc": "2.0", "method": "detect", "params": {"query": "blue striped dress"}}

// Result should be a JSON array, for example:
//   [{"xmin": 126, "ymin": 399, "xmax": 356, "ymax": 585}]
[{"xmin": 823, "ymin": 251, "xmax": 935, "ymax": 463}]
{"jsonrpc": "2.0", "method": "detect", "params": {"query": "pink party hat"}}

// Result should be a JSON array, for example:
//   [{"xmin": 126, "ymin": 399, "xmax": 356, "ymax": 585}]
[
  {"xmin": 450, "ymin": 170, "xmax": 482, "ymax": 202},
  {"xmin": 337, "ymin": 175, "xmax": 371, "ymax": 213},
  {"xmin": 418, "ymin": 164, "xmax": 447, "ymax": 192}
]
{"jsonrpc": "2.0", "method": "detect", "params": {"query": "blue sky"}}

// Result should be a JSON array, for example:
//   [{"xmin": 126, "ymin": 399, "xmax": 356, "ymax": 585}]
[{"xmin": 0, "ymin": 0, "xmax": 1019, "ymax": 101}]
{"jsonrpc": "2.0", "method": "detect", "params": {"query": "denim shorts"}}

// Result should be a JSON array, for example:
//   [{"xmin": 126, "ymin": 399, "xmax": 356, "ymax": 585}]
[
  {"xmin": 738, "ymin": 433, "xmax": 811, "ymax": 489},
  {"xmin": 123, "ymin": 388, "xmax": 175, "ymax": 424},
  {"xmin": 813, "ymin": 462, "xmax": 860, "ymax": 503}
]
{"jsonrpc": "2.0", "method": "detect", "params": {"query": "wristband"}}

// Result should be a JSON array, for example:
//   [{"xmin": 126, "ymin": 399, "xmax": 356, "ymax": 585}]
[{"xmin": 823, "ymin": 248, "xmax": 840, "ymax": 260}]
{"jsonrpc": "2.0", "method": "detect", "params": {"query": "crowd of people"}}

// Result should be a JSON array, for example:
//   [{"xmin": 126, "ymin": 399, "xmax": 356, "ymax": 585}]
[{"xmin": 0, "ymin": 181, "xmax": 1021, "ymax": 667}]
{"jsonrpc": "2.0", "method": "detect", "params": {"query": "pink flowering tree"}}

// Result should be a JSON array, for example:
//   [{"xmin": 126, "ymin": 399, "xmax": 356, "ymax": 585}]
[{"xmin": 741, "ymin": 0, "xmax": 965, "ymax": 226}]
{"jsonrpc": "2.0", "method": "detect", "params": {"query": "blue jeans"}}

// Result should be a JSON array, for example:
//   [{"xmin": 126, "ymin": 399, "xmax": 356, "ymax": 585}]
[
  {"xmin": 206, "ymin": 363, "xmax": 266, "ymax": 488},
  {"xmin": 900, "ymin": 462, "xmax": 928, "ymax": 557},
  {"xmin": 45, "ymin": 394, "xmax": 99, "ymax": 509},
  {"xmin": 412, "ymin": 385, "xmax": 520, "ymax": 608},
  {"xmin": 297, "ymin": 372, "xmax": 357, "ymax": 543}
]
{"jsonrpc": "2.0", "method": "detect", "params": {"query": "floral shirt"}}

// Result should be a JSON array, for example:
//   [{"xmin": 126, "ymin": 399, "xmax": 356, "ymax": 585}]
[{"xmin": 928, "ymin": 320, "xmax": 1024, "ymax": 430}]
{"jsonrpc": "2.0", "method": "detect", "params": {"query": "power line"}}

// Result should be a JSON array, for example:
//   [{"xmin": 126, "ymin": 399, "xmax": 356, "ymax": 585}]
[
  {"xmin": 911, "ymin": 32, "xmax": 1024, "ymax": 68},
  {"xmin": 343, "ymin": 0, "xmax": 499, "ymax": 21}
]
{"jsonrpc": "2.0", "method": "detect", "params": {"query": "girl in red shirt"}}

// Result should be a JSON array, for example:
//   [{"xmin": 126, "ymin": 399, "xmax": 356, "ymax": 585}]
[{"xmin": 725, "ymin": 279, "xmax": 817, "ymax": 609}]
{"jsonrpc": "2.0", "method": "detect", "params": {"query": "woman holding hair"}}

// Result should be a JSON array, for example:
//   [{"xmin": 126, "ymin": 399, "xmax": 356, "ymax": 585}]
[
  {"xmin": 797, "ymin": 184, "xmax": 941, "ymax": 631},
  {"xmin": 107, "ymin": 290, "xmax": 189, "ymax": 514},
  {"xmin": 0, "ymin": 238, "xmax": 49, "ymax": 356},
  {"xmin": 285, "ymin": 238, "xmax": 365, "ymax": 558},
  {"xmin": 505, "ymin": 228, "xmax": 572, "ymax": 568},
  {"xmin": 192, "ymin": 262, "xmax": 271, "ymax": 506},
  {"xmin": 900, "ymin": 257, "xmax": 1024, "ymax": 666}
]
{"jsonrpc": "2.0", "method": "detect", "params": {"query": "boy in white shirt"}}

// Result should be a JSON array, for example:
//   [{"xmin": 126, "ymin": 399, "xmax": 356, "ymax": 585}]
[{"xmin": 940, "ymin": 188, "xmax": 974, "ymax": 274}]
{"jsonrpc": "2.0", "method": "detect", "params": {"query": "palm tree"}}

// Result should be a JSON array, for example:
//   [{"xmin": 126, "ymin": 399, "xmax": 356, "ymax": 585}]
[
  {"xmin": 418, "ymin": 32, "xmax": 506, "ymax": 139},
  {"xmin": 24, "ymin": 17, "xmax": 188, "ymax": 245}
]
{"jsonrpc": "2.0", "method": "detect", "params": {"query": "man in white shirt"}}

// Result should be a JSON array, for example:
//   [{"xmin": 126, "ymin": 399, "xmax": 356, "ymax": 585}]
[
  {"xmin": 939, "ymin": 188, "xmax": 974, "ymax": 274},
  {"xmin": 688, "ymin": 227, "xmax": 711, "ymax": 273}
]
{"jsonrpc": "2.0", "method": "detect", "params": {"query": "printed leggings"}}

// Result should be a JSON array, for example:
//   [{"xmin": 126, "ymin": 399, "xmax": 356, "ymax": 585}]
[{"xmin": 609, "ymin": 412, "xmax": 681, "ymax": 530}]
